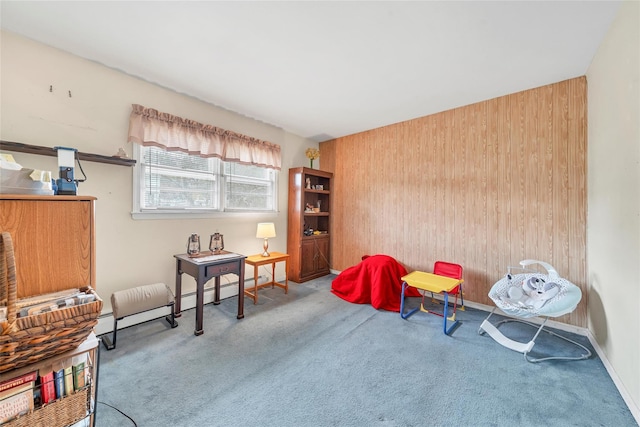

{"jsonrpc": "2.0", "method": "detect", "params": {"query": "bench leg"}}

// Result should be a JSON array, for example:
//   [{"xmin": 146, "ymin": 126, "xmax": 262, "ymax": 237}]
[
  {"xmin": 102, "ymin": 319, "xmax": 118, "ymax": 350},
  {"xmin": 103, "ymin": 303, "xmax": 178, "ymax": 350},
  {"xmin": 165, "ymin": 302, "xmax": 179, "ymax": 328}
]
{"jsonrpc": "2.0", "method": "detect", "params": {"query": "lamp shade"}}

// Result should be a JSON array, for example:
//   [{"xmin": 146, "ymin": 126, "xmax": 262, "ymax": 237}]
[{"xmin": 256, "ymin": 222, "xmax": 276, "ymax": 239}]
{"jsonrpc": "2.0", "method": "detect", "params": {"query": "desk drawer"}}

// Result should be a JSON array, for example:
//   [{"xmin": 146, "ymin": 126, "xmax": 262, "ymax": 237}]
[{"xmin": 206, "ymin": 261, "xmax": 239, "ymax": 276}]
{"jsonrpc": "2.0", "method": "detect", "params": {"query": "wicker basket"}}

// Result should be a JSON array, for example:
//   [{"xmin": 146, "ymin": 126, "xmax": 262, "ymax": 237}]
[
  {"xmin": 7, "ymin": 385, "xmax": 91, "ymax": 427},
  {"xmin": 0, "ymin": 232, "xmax": 103, "ymax": 373}
]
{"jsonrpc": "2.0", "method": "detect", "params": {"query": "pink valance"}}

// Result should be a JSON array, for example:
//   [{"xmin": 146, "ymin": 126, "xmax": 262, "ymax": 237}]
[{"xmin": 128, "ymin": 104, "xmax": 281, "ymax": 170}]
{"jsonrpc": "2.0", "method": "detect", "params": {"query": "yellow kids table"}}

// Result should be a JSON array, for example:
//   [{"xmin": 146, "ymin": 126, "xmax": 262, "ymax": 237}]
[{"xmin": 400, "ymin": 270, "xmax": 464, "ymax": 335}]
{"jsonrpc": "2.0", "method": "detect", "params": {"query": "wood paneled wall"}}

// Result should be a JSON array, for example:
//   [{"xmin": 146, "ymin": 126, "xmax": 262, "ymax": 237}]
[{"xmin": 320, "ymin": 77, "xmax": 587, "ymax": 327}]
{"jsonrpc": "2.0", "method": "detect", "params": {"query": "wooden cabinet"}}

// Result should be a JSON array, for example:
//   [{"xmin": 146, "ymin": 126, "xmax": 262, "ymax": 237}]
[
  {"xmin": 287, "ymin": 167, "xmax": 332, "ymax": 282},
  {"xmin": 0, "ymin": 195, "xmax": 96, "ymax": 298},
  {"xmin": 0, "ymin": 195, "xmax": 98, "ymax": 426}
]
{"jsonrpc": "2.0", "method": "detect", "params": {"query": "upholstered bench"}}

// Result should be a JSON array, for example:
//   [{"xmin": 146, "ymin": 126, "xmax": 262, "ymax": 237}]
[{"xmin": 102, "ymin": 282, "xmax": 179, "ymax": 350}]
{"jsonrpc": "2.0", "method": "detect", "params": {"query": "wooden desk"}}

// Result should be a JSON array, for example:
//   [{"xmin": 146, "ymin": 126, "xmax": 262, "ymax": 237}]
[
  {"xmin": 400, "ymin": 271, "xmax": 464, "ymax": 335},
  {"xmin": 244, "ymin": 252, "xmax": 289, "ymax": 304},
  {"xmin": 174, "ymin": 251, "xmax": 246, "ymax": 336}
]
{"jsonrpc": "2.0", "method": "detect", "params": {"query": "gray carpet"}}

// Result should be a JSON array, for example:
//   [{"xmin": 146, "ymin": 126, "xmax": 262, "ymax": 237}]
[{"xmin": 96, "ymin": 274, "xmax": 637, "ymax": 427}]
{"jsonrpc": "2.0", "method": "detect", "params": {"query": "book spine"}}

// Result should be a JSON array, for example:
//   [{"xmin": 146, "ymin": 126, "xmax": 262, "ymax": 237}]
[
  {"xmin": 63, "ymin": 366, "xmax": 74, "ymax": 396},
  {"xmin": 40, "ymin": 372, "xmax": 56, "ymax": 404},
  {"xmin": 72, "ymin": 362, "xmax": 86, "ymax": 391},
  {"xmin": 54, "ymin": 369, "xmax": 64, "ymax": 399},
  {"xmin": 0, "ymin": 371, "xmax": 38, "ymax": 394}
]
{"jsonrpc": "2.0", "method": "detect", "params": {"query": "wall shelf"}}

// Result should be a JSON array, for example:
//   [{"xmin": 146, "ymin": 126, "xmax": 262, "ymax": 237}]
[{"xmin": 0, "ymin": 140, "xmax": 136, "ymax": 167}]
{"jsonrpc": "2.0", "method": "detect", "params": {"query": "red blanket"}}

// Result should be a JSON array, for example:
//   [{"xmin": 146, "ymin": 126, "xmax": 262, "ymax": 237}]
[{"xmin": 331, "ymin": 255, "xmax": 421, "ymax": 312}]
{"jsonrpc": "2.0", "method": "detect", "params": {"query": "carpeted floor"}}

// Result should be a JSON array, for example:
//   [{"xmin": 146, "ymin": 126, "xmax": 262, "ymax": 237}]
[{"xmin": 95, "ymin": 274, "xmax": 637, "ymax": 427}]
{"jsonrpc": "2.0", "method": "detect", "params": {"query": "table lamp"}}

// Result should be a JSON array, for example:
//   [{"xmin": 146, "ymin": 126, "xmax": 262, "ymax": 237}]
[{"xmin": 256, "ymin": 222, "xmax": 276, "ymax": 257}]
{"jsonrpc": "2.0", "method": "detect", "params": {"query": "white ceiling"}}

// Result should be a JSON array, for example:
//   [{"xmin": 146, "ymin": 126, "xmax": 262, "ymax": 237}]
[{"xmin": 1, "ymin": 1, "xmax": 621, "ymax": 142}]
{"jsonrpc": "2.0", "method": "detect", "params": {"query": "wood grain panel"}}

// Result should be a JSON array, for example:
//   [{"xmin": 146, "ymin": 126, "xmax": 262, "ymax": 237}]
[
  {"xmin": 320, "ymin": 77, "xmax": 587, "ymax": 327},
  {"xmin": 0, "ymin": 196, "xmax": 96, "ymax": 298},
  {"xmin": 567, "ymin": 77, "xmax": 588, "ymax": 325}
]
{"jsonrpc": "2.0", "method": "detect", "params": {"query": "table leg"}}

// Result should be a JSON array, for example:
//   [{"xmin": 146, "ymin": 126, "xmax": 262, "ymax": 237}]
[
  {"xmin": 195, "ymin": 275, "xmax": 204, "ymax": 336},
  {"xmin": 284, "ymin": 258, "xmax": 288, "ymax": 294},
  {"xmin": 213, "ymin": 276, "xmax": 221, "ymax": 305},
  {"xmin": 175, "ymin": 259, "xmax": 182, "ymax": 318},
  {"xmin": 237, "ymin": 259, "xmax": 245, "ymax": 319},
  {"xmin": 271, "ymin": 262, "xmax": 275, "ymax": 289},
  {"xmin": 442, "ymin": 292, "xmax": 460, "ymax": 335},
  {"xmin": 253, "ymin": 263, "xmax": 259, "ymax": 304},
  {"xmin": 400, "ymin": 282, "xmax": 419, "ymax": 319}
]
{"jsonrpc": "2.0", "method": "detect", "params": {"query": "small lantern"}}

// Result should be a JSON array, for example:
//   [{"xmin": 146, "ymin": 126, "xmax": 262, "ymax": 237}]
[
  {"xmin": 209, "ymin": 232, "xmax": 225, "ymax": 254},
  {"xmin": 187, "ymin": 233, "xmax": 201, "ymax": 256}
]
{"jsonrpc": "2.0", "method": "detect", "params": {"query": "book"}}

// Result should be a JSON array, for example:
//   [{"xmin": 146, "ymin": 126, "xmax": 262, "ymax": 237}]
[
  {"xmin": 54, "ymin": 368, "xmax": 65, "ymax": 400},
  {"xmin": 63, "ymin": 366, "xmax": 74, "ymax": 396},
  {"xmin": 40, "ymin": 371, "xmax": 56, "ymax": 404},
  {"xmin": 0, "ymin": 370, "xmax": 37, "ymax": 394},
  {"xmin": 72, "ymin": 362, "xmax": 85, "ymax": 391},
  {"xmin": 0, "ymin": 381, "xmax": 33, "ymax": 401},
  {"xmin": 0, "ymin": 383, "xmax": 34, "ymax": 423}
]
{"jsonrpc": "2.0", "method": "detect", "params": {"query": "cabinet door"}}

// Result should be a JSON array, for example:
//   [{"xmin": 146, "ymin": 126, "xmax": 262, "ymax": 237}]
[
  {"xmin": 300, "ymin": 239, "xmax": 316, "ymax": 278},
  {"xmin": 316, "ymin": 236, "xmax": 330, "ymax": 272}
]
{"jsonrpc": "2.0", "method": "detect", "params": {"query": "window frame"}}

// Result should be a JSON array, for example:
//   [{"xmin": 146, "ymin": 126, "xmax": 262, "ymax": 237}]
[{"xmin": 131, "ymin": 144, "xmax": 278, "ymax": 220}]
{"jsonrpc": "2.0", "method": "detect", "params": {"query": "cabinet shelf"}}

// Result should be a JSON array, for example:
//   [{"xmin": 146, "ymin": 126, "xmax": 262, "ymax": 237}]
[{"xmin": 302, "ymin": 234, "xmax": 330, "ymax": 240}]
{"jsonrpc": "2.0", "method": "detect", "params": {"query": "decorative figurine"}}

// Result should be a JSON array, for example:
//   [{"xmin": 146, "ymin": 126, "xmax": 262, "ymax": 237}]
[{"xmin": 114, "ymin": 147, "xmax": 129, "ymax": 158}]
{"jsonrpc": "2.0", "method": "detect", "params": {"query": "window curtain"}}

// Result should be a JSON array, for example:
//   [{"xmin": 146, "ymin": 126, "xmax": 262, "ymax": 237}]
[{"xmin": 128, "ymin": 104, "xmax": 281, "ymax": 170}]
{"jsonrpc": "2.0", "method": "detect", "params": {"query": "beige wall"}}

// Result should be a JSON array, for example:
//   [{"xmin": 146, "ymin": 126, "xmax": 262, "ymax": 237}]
[
  {"xmin": 0, "ymin": 30, "xmax": 316, "ymax": 312},
  {"xmin": 586, "ymin": 0, "xmax": 640, "ymax": 415}
]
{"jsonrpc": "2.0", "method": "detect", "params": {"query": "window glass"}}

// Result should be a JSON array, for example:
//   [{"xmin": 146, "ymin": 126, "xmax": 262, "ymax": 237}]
[
  {"xmin": 134, "ymin": 146, "xmax": 277, "ymax": 215},
  {"xmin": 225, "ymin": 162, "xmax": 275, "ymax": 211}
]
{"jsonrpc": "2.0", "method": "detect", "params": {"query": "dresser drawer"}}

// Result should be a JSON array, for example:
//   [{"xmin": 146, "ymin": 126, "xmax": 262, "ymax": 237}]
[{"xmin": 206, "ymin": 261, "xmax": 239, "ymax": 276}]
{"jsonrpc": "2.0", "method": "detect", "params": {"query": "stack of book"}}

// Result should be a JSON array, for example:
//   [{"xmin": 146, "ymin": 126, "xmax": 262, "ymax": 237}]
[{"xmin": 0, "ymin": 354, "xmax": 88, "ymax": 424}]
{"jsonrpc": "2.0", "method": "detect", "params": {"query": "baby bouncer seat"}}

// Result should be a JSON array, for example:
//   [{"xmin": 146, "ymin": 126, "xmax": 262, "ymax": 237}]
[{"xmin": 478, "ymin": 259, "xmax": 591, "ymax": 362}]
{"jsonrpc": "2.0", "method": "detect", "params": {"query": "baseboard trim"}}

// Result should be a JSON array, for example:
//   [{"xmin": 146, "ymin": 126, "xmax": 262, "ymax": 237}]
[{"xmin": 585, "ymin": 330, "xmax": 640, "ymax": 424}]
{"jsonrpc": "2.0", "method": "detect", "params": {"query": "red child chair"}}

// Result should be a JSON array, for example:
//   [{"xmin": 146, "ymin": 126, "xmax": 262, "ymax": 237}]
[{"xmin": 425, "ymin": 261, "xmax": 464, "ymax": 320}]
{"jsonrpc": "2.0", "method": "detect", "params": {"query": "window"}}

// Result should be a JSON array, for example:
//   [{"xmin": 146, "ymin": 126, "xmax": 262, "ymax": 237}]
[{"xmin": 133, "ymin": 145, "xmax": 277, "ymax": 218}]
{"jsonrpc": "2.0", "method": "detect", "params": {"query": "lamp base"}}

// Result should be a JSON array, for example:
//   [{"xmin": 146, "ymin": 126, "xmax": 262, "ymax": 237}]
[
  {"xmin": 261, "ymin": 251, "xmax": 270, "ymax": 257},
  {"xmin": 261, "ymin": 238, "xmax": 270, "ymax": 257}
]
